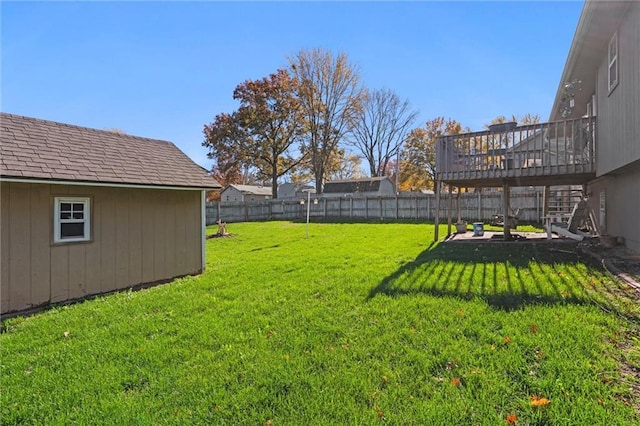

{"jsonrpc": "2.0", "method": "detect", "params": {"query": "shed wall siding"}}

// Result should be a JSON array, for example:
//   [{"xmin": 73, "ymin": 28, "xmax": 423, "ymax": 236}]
[
  {"xmin": 596, "ymin": 3, "xmax": 640, "ymax": 175},
  {"xmin": 1, "ymin": 182, "xmax": 203, "ymax": 314}
]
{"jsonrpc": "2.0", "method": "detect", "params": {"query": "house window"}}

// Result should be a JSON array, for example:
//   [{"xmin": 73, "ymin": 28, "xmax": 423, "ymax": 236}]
[
  {"xmin": 608, "ymin": 32, "xmax": 618, "ymax": 93},
  {"xmin": 54, "ymin": 197, "xmax": 90, "ymax": 243}
]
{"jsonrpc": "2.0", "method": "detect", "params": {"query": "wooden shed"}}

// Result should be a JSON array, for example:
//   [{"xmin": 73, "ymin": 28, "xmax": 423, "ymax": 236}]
[{"xmin": 0, "ymin": 113, "xmax": 220, "ymax": 315}]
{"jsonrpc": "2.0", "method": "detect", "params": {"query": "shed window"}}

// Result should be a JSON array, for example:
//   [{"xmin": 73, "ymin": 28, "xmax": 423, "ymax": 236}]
[
  {"xmin": 608, "ymin": 32, "xmax": 618, "ymax": 93},
  {"xmin": 54, "ymin": 197, "xmax": 90, "ymax": 243}
]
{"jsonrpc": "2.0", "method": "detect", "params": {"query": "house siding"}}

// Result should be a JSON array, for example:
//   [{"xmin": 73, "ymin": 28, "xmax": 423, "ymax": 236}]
[
  {"xmin": 221, "ymin": 186, "xmax": 243, "ymax": 203},
  {"xmin": 1, "ymin": 182, "xmax": 203, "ymax": 314},
  {"xmin": 596, "ymin": 2, "xmax": 640, "ymax": 176},
  {"xmin": 220, "ymin": 186, "xmax": 272, "ymax": 203},
  {"xmin": 587, "ymin": 163, "xmax": 640, "ymax": 253},
  {"xmin": 379, "ymin": 179, "xmax": 396, "ymax": 195}
]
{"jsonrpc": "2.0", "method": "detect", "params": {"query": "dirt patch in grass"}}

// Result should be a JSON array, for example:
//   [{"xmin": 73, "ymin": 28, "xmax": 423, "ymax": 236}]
[
  {"xmin": 206, "ymin": 233, "xmax": 237, "ymax": 239},
  {"xmin": 579, "ymin": 241, "xmax": 640, "ymax": 291}
]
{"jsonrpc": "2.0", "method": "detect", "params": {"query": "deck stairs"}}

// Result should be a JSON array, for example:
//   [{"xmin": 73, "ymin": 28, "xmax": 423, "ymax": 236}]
[
  {"xmin": 547, "ymin": 187, "xmax": 599, "ymax": 240},
  {"xmin": 547, "ymin": 186, "xmax": 583, "ymax": 222}
]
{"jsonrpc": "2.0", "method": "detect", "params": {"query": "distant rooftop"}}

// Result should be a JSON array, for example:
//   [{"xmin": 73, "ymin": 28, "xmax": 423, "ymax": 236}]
[
  {"xmin": 323, "ymin": 176, "xmax": 392, "ymax": 194},
  {"xmin": 227, "ymin": 184, "xmax": 273, "ymax": 196}
]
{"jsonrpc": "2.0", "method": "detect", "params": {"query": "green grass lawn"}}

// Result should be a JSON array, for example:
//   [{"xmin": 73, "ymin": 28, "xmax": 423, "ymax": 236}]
[{"xmin": 2, "ymin": 222, "xmax": 639, "ymax": 425}]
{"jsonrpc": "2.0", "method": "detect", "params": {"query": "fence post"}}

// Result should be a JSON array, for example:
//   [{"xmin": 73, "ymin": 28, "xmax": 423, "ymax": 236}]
[
  {"xmin": 434, "ymin": 182, "xmax": 441, "ymax": 241},
  {"xmin": 426, "ymin": 195, "xmax": 430, "ymax": 220},
  {"xmin": 395, "ymin": 196, "xmax": 399, "ymax": 219},
  {"xmin": 447, "ymin": 186, "xmax": 453, "ymax": 235},
  {"xmin": 364, "ymin": 197, "xmax": 368, "ymax": 219}
]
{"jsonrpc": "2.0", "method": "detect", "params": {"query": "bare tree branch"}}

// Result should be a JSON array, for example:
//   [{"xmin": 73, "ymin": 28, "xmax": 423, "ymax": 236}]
[
  {"xmin": 349, "ymin": 88, "xmax": 418, "ymax": 177},
  {"xmin": 289, "ymin": 48, "xmax": 362, "ymax": 193}
]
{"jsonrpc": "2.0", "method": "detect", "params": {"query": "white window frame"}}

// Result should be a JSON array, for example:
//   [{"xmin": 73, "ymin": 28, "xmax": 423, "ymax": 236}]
[
  {"xmin": 608, "ymin": 32, "xmax": 618, "ymax": 94},
  {"xmin": 53, "ymin": 197, "xmax": 91, "ymax": 243}
]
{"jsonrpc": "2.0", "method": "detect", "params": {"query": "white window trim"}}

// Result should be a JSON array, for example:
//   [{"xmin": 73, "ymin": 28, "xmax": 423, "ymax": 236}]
[
  {"xmin": 608, "ymin": 32, "xmax": 619, "ymax": 94},
  {"xmin": 53, "ymin": 197, "xmax": 91, "ymax": 243}
]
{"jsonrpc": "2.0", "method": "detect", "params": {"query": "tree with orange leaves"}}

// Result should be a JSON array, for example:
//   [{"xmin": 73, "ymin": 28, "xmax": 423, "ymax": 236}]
[{"xmin": 398, "ymin": 117, "xmax": 466, "ymax": 191}]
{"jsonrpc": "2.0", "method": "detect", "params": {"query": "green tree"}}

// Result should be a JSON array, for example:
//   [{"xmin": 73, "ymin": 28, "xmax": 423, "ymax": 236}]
[{"xmin": 289, "ymin": 48, "xmax": 362, "ymax": 193}]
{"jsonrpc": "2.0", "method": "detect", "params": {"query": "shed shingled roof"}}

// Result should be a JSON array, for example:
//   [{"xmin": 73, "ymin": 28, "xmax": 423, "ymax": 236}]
[{"xmin": 0, "ymin": 112, "xmax": 220, "ymax": 189}]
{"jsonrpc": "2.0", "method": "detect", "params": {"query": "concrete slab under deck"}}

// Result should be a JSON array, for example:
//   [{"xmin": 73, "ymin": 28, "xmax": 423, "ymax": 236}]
[{"xmin": 444, "ymin": 230, "xmax": 570, "ymax": 243}]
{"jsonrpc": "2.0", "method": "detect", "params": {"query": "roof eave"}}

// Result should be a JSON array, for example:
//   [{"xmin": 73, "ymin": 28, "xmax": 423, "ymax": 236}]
[
  {"xmin": 549, "ymin": 1, "xmax": 632, "ymax": 122},
  {"xmin": 0, "ymin": 176, "xmax": 221, "ymax": 191}
]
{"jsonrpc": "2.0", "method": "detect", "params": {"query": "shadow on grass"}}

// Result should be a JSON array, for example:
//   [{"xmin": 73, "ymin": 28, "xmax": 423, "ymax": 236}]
[
  {"xmin": 249, "ymin": 244, "xmax": 281, "ymax": 252},
  {"xmin": 368, "ymin": 241, "xmax": 638, "ymax": 318},
  {"xmin": 289, "ymin": 217, "xmax": 435, "ymax": 225}
]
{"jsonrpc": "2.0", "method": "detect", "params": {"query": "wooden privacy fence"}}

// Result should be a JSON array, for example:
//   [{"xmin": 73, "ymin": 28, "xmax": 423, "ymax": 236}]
[{"xmin": 206, "ymin": 190, "xmax": 546, "ymax": 225}]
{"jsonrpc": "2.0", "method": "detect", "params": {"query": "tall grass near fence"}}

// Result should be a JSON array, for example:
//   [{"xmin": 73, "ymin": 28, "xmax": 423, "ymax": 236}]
[{"xmin": 1, "ymin": 222, "xmax": 638, "ymax": 424}]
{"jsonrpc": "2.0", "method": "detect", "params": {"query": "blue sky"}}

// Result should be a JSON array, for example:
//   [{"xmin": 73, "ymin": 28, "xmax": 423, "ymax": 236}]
[{"xmin": 2, "ymin": 1, "xmax": 584, "ymax": 170}]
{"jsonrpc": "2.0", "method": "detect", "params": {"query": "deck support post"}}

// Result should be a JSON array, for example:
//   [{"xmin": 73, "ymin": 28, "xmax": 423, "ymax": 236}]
[
  {"xmin": 543, "ymin": 185, "xmax": 550, "ymax": 218},
  {"xmin": 503, "ymin": 182, "xmax": 511, "ymax": 240},
  {"xmin": 434, "ymin": 180, "xmax": 441, "ymax": 242},
  {"xmin": 447, "ymin": 184, "xmax": 453, "ymax": 236},
  {"xmin": 456, "ymin": 188, "xmax": 462, "ymax": 223}
]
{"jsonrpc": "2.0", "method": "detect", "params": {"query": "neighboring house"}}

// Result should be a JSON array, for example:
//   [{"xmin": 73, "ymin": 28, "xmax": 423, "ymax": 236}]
[
  {"xmin": 434, "ymin": 0, "xmax": 640, "ymax": 252},
  {"xmin": 323, "ymin": 176, "xmax": 396, "ymax": 197},
  {"xmin": 278, "ymin": 182, "xmax": 315, "ymax": 200},
  {"xmin": 0, "ymin": 113, "xmax": 221, "ymax": 315},
  {"xmin": 220, "ymin": 184, "xmax": 272, "ymax": 203}
]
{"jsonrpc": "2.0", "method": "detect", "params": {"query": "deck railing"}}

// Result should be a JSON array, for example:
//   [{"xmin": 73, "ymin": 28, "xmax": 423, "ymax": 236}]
[{"xmin": 435, "ymin": 117, "xmax": 596, "ymax": 185}]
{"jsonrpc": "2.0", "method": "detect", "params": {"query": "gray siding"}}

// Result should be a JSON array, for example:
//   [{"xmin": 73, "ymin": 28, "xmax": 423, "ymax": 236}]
[
  {"xmin": 221, "ymin": 186, "xmax": 243, "ymax": 203},
  {"xmin": 379, "ymin": 179, "xmax": 396, "ymax": 195},
  {"xmin": 596, "ymin": 2, "xmax": 640, "ymax": 176},
  {"xmin": 587, "ymin": 165, "xmax": 640, "ymax": 252}
]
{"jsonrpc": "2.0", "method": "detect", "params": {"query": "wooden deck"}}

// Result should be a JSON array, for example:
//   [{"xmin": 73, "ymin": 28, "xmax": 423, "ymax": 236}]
[{"xmin": 435, "ymin": 117, "xmax": 596, "ymax": 187}]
